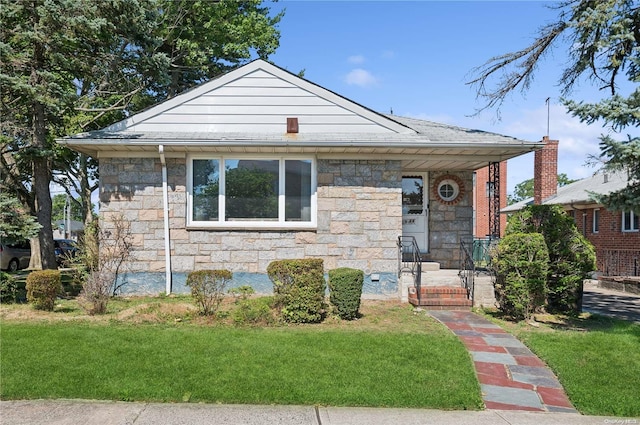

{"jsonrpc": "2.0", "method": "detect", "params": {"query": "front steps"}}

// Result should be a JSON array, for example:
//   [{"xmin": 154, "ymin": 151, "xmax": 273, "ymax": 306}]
[{"xmin": 408, "ymin": 286, "xmax": 472, "ymax": 310}]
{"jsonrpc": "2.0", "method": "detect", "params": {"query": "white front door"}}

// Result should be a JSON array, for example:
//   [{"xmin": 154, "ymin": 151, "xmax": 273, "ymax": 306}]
[{"xmin": 402, "ymin": 174, "xmax": 428, "ymax": 253}]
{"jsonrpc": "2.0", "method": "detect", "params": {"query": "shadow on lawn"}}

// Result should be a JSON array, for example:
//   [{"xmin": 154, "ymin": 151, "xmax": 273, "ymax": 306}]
[{"xmin": 482, "ymin": 308, "xmax": 640, "ymax": 334}]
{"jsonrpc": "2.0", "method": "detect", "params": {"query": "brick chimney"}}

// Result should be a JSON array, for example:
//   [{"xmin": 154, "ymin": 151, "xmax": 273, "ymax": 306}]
[{"xmin": 533, "ymin": 136, "xmax": 559, "ymax": 204}]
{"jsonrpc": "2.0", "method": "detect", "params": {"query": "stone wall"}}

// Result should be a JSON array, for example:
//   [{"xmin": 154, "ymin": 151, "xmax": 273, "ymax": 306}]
[
  {"xmin": 316, "ymin": 159, "xmax": 402, "ymax": 274},
  {"xmin": 99, "ymin": 157, "xmax": 402, "ymax": 295},
  {"xmin": 598, "ymin": 276, "xmax": 640, "ymax": 295},
  {"xmin": 427, "ymin": 171, "xmax": 474, "ymax": 269}
]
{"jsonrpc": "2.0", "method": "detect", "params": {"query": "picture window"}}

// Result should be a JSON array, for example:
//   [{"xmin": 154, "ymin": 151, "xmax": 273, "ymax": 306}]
[{"xmin": 188, "ymin": 156, "xmax": 316, "ymax": 228}]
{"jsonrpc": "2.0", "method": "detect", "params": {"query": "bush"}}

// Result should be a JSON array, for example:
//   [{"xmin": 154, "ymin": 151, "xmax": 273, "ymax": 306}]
[
  {"xmin": 77, "ymin": 268, "xmax": 112, "ymax": 315},
  {"xmin": 492, "ymin": 233, "xmax": 549, "ymax": 320},
  {"xmin": 267, "ymin": 258, "xmax": 326, "ymax": 324},
  {"xmin": 506, "ymin": 205, "xmax": 596, "ymax": 313},
  {"xmin": 228, "ymin": 285, "xmax": 255, "ymax": 301},
  {"xmin": 328, "ymin": 267, "xmax": 364, "ymax": 320},
  {"xmin": 26, "ymin": 270, "xmax": 62, "ymax": 311},
  {"xmin": 0, "ymin": 272, "xmax": 18, "ymax": 304},
  {"xmin": 75, "ymin": 215, "xmax": 134, "ymax": 315},
  {"xmin": 186, "ymin": 270, "xmax": 232, "ymax": 316},
  {"xmin": 232, "ymin": 296, "xmax": 277, "ymax": 326}
]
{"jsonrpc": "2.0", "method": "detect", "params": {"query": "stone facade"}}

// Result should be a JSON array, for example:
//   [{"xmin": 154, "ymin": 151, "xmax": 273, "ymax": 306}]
[
  {"xmin": 427, "ymin": 171, "xmax": 474, "ymax": 269},
  {"xmin": 99, "ymin": 157, "xmax": 403, "ymax": 294},
  {"xmin": 100, "ymin": 157, "xmax": 474, "ymax": 293}
]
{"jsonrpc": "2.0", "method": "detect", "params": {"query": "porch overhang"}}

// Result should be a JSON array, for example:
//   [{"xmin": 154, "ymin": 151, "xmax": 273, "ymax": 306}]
[{"xmin": 59, "ymin": 134, "xmax": 541, "ymax": 172}]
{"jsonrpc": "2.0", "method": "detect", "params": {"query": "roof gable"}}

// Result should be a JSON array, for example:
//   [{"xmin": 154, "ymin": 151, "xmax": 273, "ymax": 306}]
[{"xmin": 104, "ymin": 60, "xmax": 414, "ymax": 135}]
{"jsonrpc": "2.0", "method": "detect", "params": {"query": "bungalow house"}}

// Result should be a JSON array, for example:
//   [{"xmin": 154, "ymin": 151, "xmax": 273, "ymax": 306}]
[
  {"xmin": 502, "ymin": 139, "xmax": 639, "ymax": 277},
  {"xmin": 58, "ymin": 60, "xmax": 540, "ymax": 296}
]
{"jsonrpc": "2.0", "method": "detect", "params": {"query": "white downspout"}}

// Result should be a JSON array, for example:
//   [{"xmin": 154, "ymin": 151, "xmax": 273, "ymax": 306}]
[{"xmin": 159, "ymin": 145, "xmax": 172, "ymax": 294}]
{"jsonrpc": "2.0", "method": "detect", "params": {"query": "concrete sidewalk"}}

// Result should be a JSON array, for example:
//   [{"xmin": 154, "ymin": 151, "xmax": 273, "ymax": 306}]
[{"xmin": 0, "ymin": 399, "xmax": 631, "ymax": 425}]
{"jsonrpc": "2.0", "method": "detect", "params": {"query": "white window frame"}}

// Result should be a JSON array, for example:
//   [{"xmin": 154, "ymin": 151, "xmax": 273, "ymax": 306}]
[
  {"xmin": 622, "ymin": 210, "xmax": 639, "ymax": 232},
  {"xmin": 592, "ymin": 208, "xmax": 599, "ymax": 234},
  {"xmin": 186, "ymin": 154, "xmax": 317, "ymax": 229}
]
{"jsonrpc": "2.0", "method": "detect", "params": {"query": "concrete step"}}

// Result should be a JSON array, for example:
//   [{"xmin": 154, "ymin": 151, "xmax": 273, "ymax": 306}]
[{"xmin": 421, "ymin": 261, "xmax": 440, "ymax": 271}]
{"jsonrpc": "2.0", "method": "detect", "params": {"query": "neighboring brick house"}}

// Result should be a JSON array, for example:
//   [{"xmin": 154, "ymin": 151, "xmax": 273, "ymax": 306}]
[
  {"xmin": 502, "ymin": 138, "xmax": 639, "ymax": 276},
  {"xmin": 473, "ymin": 161, "xmax": 507, "ymax": 238},
  {"xmin": 59, "ymin": 60, "xmax": 540, "ymax": 295}
]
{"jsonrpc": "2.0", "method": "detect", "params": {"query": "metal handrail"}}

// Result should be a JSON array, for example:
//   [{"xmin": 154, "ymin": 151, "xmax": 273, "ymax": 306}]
[
  {"xmin": 398, "ymin": 236, "xmax": 422, "ymax": 302},
  {"xmin": 459, "ymin": 239, "xmax": 475, "ymax": 303}
]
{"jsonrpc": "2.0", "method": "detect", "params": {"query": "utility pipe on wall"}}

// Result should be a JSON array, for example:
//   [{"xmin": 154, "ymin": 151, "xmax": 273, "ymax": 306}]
[{"xmin": 159, "ymin": 145, "xmax": 172, "ymax": 294}]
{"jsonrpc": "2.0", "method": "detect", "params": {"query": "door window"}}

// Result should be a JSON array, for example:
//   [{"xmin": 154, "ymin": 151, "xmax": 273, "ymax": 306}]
[{"xmin": 402, "ymin": 176, "xmax": 424, "ymax": 215}]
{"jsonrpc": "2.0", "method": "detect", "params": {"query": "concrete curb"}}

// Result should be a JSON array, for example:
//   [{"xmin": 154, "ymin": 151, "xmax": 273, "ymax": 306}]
[{"xmin": 1, "ymin": 400, "xmax": 632, "ymax": 425}]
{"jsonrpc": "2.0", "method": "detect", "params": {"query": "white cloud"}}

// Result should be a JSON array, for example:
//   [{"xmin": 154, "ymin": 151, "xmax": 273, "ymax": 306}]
[
  {"xmin": 348, "ymin": 55, "xmax": 365, "ymax": 64},
  {"xmin": 344, "ymin": 68, "xmax": 379, "ymax": 87},
  {"xmin": 504, "ymin": 103, "xmax": 604, "ymax": 160}
]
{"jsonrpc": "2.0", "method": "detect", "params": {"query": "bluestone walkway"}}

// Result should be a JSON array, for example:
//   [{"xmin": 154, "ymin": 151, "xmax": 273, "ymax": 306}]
[{"xmin": 429, "ymin": 310, "xmax": 577, "ymax": 413}]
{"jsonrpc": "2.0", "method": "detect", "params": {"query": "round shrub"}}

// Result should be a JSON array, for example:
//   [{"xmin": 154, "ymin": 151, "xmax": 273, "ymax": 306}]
[
  {"xmin": 328, "ymin": 267, "xmax": 364, "ymax": 320},
  {"xmin": 186, "ymin": 269, "xmax": 232, "ymax": 316},
  {"xmin": 493, "ymin": 232, "xmax": 549, "ymax": 321},
  {"xmin": 26, "ymin": 270, "xmax": 62, "ymax": 311},
  {"xmin": 267, "ymin": 258, "xmax": 326, "ymax": 324}
]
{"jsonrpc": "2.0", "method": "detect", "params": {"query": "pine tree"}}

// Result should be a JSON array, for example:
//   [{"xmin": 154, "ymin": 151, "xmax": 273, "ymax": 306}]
[
  {"xmin": 1, "ymin": 0, "xmax": 283, "ymax": 269},
  {"xmin": 469, "ymin": 0, "xmax": 639, "ymax": 211}
]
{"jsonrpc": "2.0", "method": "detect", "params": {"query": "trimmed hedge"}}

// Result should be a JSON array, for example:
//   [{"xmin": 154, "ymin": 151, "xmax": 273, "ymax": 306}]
[
  {"xmin": 328, "ymin": 267, "xmax": 364, "ymax": 320},
  {"xmin": 26, "ymin": 270, "xmax": 62, "ymax": 311},
  {"xmin": 267, "ymin": 258, "xmax": 326, "ymax": 324},
  {"xmin": 186, "ymin": 270, "xmax": 232, "ymax": 316}
]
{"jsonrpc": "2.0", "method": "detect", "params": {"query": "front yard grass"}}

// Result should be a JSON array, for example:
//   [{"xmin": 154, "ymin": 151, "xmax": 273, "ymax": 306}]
[
  {"xmin": 0, "ymin": 298, "xmax": 482, "ymax": 409},
  {"xmin": 483, "ymin": 310, "xmax": 640, "ymax": 418}
]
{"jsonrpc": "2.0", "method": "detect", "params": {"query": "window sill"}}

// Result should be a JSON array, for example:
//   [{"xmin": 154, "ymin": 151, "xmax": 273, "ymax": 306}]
[{"xmin": 186, "ymin": 223, "xmax": 317, "ymax": 231}]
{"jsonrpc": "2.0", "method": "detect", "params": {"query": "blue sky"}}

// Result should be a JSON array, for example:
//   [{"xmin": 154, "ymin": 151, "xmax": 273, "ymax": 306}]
[{"xmin": 267, "ymin": 1, "xmax": 615, "ymax": 194}]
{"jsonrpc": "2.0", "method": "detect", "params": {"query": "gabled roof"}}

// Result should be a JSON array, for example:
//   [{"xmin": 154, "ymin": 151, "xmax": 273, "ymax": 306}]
[
  {"xmin": 98, "ymin": 59, "xmax": 414, "ymax": 135},
  {"xmin": 58, "ymin": 59, "xmax": 541, "ymax": 170},
  {"xmin": 502, "ymin": 171, "xmax": 631, "ymax": 212}
]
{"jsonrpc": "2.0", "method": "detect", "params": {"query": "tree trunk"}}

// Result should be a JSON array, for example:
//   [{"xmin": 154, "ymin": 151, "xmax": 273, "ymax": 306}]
[
  {"xmin": 79, "ymin": 153, "xmax": 94, "ymax": 226},
  {"xmin": 28, "ymin": 30, "xmax": 57, "ymax": 270},
  {"xmin": 79, "ymin": 153, "xmax": 99, "ymax": 267},
  {"xmin": 33, "ymin": 152, "xmax": 58, "ymax": 270}
]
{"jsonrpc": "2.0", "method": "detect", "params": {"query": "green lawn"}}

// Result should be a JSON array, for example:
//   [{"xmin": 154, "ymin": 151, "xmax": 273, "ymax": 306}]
[
  {"xmin": 487, "ymin": 312, "xmax": 640, "ymax": 418},
  {"xmin": 6, "ymin": 296, "xmax": 636, "ymax": 416},
  {"xmin": 0, "ymin": 308, "xmax": 482, "ymax": 409}
]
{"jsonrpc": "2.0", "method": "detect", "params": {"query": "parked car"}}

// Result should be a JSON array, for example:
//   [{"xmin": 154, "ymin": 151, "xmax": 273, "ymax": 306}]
[
  {"xmin": 0, "ymin": 241, "xmax": 31, "ymax": 272},
  {"xmin": 54, "ymin": 239, "xmax": 78, "ymax": 267}
]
